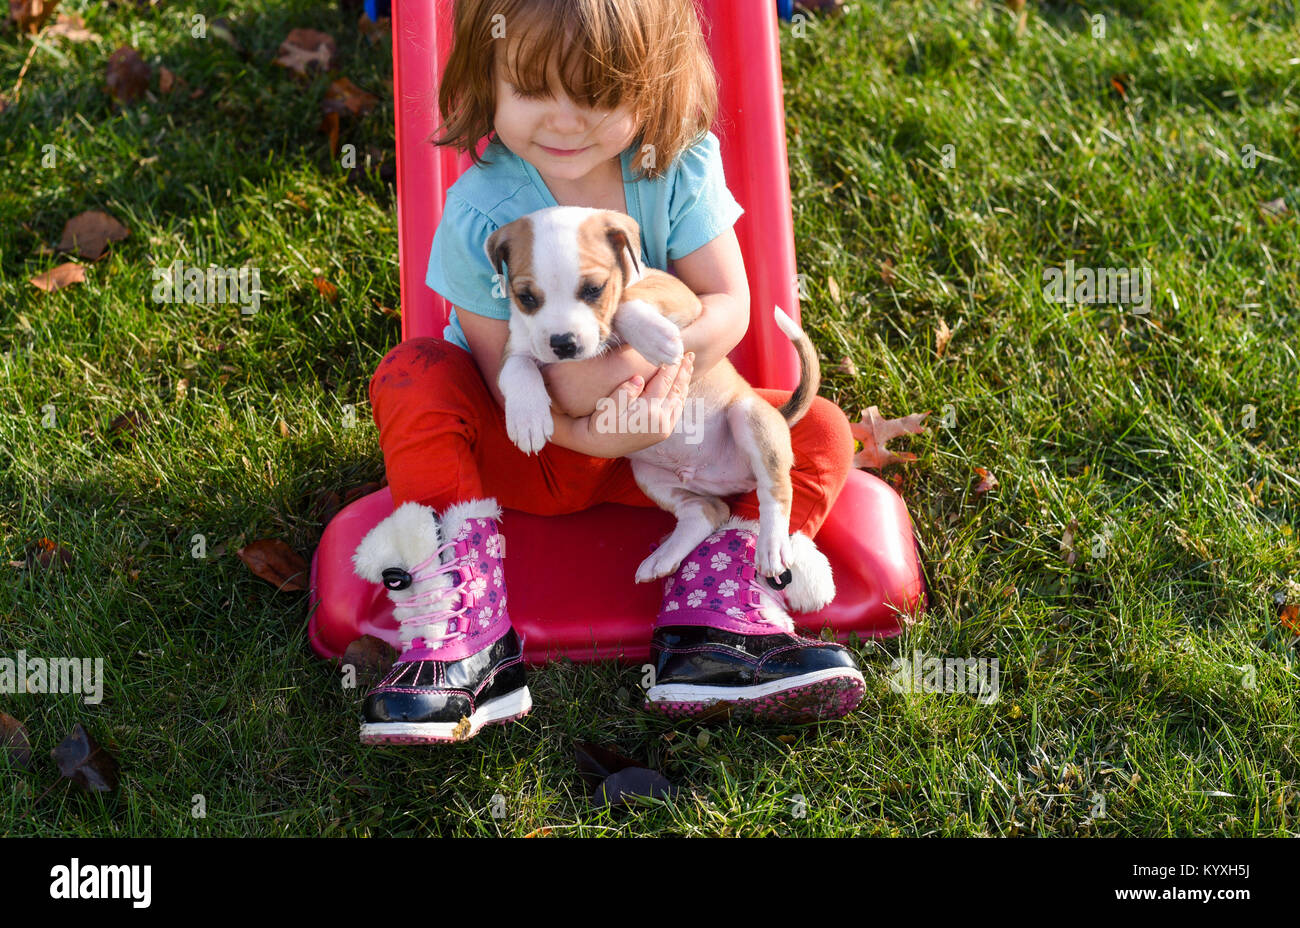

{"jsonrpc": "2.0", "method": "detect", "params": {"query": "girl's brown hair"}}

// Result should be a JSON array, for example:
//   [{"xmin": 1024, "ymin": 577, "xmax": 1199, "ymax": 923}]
[{"xmin": 432, "ymin": 0, "xmax": 718, "ymax": 182}]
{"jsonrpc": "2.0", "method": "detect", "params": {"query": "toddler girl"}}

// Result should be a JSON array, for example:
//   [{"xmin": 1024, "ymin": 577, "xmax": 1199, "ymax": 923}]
[{"xmin": 350, "ymin": 0, "xmax": 863, "ymax": 743}]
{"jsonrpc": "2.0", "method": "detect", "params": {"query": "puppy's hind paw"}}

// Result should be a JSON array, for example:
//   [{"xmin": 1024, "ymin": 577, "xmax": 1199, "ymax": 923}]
[{"xmin": 636, "ymin": 548, "xmax": 683, "ymax": 583}]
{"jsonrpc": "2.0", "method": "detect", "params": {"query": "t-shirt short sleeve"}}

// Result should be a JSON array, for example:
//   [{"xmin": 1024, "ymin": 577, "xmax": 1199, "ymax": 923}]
[
  {"xmin": 425, "ymin": 194, "xmax": 509, "ymax": 323},
  {"xmin": 665, "ymin": 131, "xmax": 745, "ymax": 261}
]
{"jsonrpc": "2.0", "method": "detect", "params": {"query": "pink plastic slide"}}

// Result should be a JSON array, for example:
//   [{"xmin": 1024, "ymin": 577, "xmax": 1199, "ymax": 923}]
[{"xmin": 308, "ymin": 0, "xmax": 927, "ymax": 664}]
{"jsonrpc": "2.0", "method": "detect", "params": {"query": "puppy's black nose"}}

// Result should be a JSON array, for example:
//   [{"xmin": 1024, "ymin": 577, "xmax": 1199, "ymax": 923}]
[{"xmin": 550, "ymin": 333, "xmax": 578, "ymax": 359}]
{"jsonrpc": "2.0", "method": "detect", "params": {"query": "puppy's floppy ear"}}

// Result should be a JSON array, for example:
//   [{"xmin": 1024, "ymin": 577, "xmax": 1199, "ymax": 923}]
[
  {"xmin": 603, "ymin": 211, "xmax": 643, "ymax": 283},
  {"xmin": 484, "ymin": 223, "xmax": 511, "ymax": 281}
]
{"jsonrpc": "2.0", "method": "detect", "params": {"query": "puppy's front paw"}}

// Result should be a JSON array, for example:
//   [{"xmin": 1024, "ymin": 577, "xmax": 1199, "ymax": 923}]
[
  {"xmin": 618, "ymin": 299, "xmax": 684, "ymax": 366},
  {"xmin": 505, "ymin": 396, "xmax": 554, "ymax": 455},
  {"xmin": 755, "ymin": 528, "xmax": 795, "ymax": 580}
]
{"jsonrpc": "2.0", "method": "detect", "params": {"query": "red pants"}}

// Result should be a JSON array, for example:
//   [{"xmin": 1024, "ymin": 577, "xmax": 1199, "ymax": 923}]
[{"xmin": 368, "ymin": 338, "xmax": 854, "ymax": 539}]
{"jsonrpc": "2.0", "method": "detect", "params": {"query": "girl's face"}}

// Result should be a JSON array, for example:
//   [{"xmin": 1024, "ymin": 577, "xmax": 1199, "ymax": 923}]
[{"xmin": 492, "ymin": 49, "xmax": 639, "ymax": 184}]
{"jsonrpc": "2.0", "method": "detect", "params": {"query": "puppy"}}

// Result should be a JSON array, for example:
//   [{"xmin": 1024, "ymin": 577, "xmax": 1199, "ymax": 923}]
[{"xmin": 485, "ymin": 206, "xmax": 832, "ymax": 610}]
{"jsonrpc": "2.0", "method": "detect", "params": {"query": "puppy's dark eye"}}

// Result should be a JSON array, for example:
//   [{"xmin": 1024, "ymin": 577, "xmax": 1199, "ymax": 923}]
[
  {"xmin": 581, "ymin": 283, "xmax": 606, "ymax": 302},
  {"xmin": 517, "ymin": 292, "xmax": 538, "ymax": 309}
]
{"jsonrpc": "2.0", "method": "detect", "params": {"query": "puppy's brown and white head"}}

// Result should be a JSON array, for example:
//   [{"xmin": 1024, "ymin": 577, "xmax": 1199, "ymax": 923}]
[{"xmin": 484, "ymin": 206, "xmax": 644, "ymax": 363}]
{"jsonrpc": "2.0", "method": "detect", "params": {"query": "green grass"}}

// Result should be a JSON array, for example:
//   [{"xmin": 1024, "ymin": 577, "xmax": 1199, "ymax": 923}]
[{"xmin": 2, "ymin": 0, "xmax": 1298, "ymax": 836}]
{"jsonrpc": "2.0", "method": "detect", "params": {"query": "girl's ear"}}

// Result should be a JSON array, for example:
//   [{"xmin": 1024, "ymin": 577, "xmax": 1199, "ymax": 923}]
[{"xmin": 603, "ymin": 212, "xmax": 643, "ymax": 284}]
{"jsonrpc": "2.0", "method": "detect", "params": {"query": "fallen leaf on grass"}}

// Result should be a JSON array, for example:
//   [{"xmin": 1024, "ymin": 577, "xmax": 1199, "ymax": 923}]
[
  {"xmin": 574, "ymin": 740, "xmax": 643, "ymax": 790},
  {"xmin": 158, "ymin": 66, "xmax": 179, "ymax": 94},
  {"xmin": 107, "ymin": 410, "xmax": 144, "ymax": 445},
  {"xmin": 106, "ymin": 45, "xmax": 150, "ymax": 104},
  {"xmin": 58, "ymin": 209, "xmax": 130, "ymax": 261},
  {"xmin": 935, "ymin": 316, "xmax": 953, "ymax": 357},
  {"xmin": 1278, "ymin": 601, "xmax": 1299, "ymax": 636},
  {"xmin": 52, "ymin": 723, "xmax": 120, "ymax": 792},
  {"xmin": 880, "ymin": 257, "xmax": 896, "ymax": 287},
  {"xmin": 29, "ymin": 262, "xmax": 85, "ymax": 291},
  {"xmin": 322, "ymin": 77, "xmax": 378, "ymax": 117},
  {"xmin": 1060, "ymin": 517, "xmax": 1079, "ymax": 566},
  {"xmin": 849, "ymin": 406, "xmax": 929, "ymax": 471},
  {"xmin": 313, "ymin": 277, "xmax": 339, "ymax": 303},
  {"xmin": 275, "ymin": 28, "xmax": 337, "ymax": 76},
  {"xmin": 9, "ymin": 0, "xmax": 60, "ymax": 33},
  {"xmin": 47, "ymin": 11, "xmax": 98, "ymax": 42},
  {"xmin": 575, "ymin": 740, "xmax": 679, "ymax": 808},
  {"xmin": 26, "ymin": 537, "xmax": 73, "ymax": 568},
  {"xmin": 973, "ymin": 466, "xmax": 999, "ymax": 495},
  {"xmin": 1, "ymin": 713, "xmax": 32, "ymax": 770},
  {"xmin": 237, "ymin": 539, "xmax": 309, "ymax": 592},
  {"xmin": 1258, "ymin": 198, "xmax": 1289, "ymax": 223},
  {"xmin": 341, "ymin": 635, "xmax": 398, "ymax": 685},
  {"xmin": 318, "ymin": 110, "xmax": 340, "ymax": 157}
]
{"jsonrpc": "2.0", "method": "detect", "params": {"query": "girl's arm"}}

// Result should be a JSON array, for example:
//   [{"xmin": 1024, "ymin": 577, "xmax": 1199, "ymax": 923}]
[
  {"xmin": 542, "ymin": 228, "xmax": 751, "ymax": 419},
  {"xmin": 458, "ymin": 308, "xmax": 694, "ymax": 458}
]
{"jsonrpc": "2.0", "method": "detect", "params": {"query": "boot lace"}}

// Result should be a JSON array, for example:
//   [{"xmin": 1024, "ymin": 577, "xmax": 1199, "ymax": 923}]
[{"xmin": 395, "ymin": 539, "xmax": 470, "ymax": 649}]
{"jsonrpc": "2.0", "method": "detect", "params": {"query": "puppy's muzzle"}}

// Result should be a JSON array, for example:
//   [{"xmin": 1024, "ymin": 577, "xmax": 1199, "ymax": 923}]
[{"xmin": 549, "ymin": 332, "xmax": 579, "ymax": 360}]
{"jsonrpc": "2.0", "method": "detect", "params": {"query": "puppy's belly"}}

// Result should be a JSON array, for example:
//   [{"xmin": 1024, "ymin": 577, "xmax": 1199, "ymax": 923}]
[{"xmin": 629, "ymin": 429, "xmax": 758, "ymax": 497}]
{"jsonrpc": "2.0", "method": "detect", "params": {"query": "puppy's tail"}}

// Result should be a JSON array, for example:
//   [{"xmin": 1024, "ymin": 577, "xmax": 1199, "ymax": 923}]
[{"xmin": 773, "ymin": 306, "xmax": 821, "ymax": 426}]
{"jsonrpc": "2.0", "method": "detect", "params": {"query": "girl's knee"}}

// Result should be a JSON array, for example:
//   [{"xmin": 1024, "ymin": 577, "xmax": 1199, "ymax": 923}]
[{"xmin": 369, "ymin": 338, "xmax": 469, "ymax": 403}]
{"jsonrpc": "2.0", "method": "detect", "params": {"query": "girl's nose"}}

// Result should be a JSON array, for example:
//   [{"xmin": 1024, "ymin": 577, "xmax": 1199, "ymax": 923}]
[{"xmin": 545, "ymin": 102, "xmax": 587, "ymax": 132}]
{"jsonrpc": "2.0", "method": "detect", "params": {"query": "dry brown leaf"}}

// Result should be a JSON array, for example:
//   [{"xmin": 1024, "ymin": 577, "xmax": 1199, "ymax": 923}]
[
  {"xmin": 26, "ymin": 537, "xmax": 73, "ymax": 568},
  {"xmin": 30, "ymin": 262, "xmax": 85, "ymax": 291},
  {"xmin": 935, "ymin": 316, "xmax": 952, "ymax": 357},
  {"xmin": 237, "ymin": 539, "xmax": 309, "ymax": 592},
  {"xmin": 9, "ymin": 0, "xmax": 60, "ymax": 33},
  {"xmin": 106, "ymin": 45, "xmax": 150, "ymax": 104},
  {"xmin": 158, "ymin": 66, "xmax": 177, "ymax": 94},
  {"xmin": 341, "ymin": 635, "xmax": 398, "ymax": 684},
  {"xmin": 1, "ymin": 713, "xmax": 32, "ymax": 769},
  {"xmin": 880, "ymin": 257, "xmax": 896, "ymax": 287},
  {"xmin": 826, "ymin": 275, "xmax": 840, "ymax": 305},
  {"xmin": 313, "ymin": 277, "xmax": 339, "ymax": 303},
  {"xmin": 274, "ymin": 28, "xmax": 337, "ymax": 76},
  {"xmin": 323, "ymin": 77, "xmax": 378, "ymax": 117},
  {"xmin": 849, "ymin": 406, "xmax": 928, "ymax": 471},
  {"xmin": 1258, "ymin": 198, "xmax": 1289, "ymax": 223},
  {"xmin": 1060, "ymin": 517, "xmax": 1079, "ymax": 567},
  {"xmin": 52, "ymin": 723, "xmax": 120, "ymax": 792},
  {"xmin": 1278, "ymin": 602, "xmax": 1299, "ymax": 636},
  {"xmin": 58, "ymin": 209, "xmax": 130, "ymax": 261},
  {"xmin": 278, "ymin": 418, "xmax": 289, "ymax": 438},
  {"xmin": 107, "ymin": 409, "xmax": 144, "ymax": 445},
  {"xmin": 47, "ymin": 11, "xmax": 97, "ymax": 42},
  {"xmin": 319, "ymin": 110, "xmax": 340, "ymax": 157},
  {"xmin": 973, "ymin": 467, "xmax": 999, "ymax": 495}
]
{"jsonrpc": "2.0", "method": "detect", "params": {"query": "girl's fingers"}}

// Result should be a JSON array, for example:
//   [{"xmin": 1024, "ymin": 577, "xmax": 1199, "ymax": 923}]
[
  {"xmin": 617, "ymin": 374, "xmax": 646, "ymax": 399},
  {"xmin": 642, "ymin": 359, "xmax": 681, "ymax": 399}
]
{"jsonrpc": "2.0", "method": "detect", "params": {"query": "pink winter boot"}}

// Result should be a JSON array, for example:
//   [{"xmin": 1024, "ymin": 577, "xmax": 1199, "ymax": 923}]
[
  {"xmin": 643, "ymin": 516, "xmax": 865, "ymax": 724},
  {"xmin": 351, "ymin": 498, "xmax": 531, "ymax": 744}
]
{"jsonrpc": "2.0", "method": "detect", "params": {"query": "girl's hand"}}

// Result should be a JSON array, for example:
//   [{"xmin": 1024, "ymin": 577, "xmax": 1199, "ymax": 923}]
[
  {"xmin": 542, "ymin": 343, "xmax": 662, "ymax": 419},
  {"xmin": 576, "ymin": 353, "xmax": 694, "ymax": 458}
]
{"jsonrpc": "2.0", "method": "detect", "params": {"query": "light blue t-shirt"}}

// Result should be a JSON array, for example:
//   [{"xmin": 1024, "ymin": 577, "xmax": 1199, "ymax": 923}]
[{"xmin": 425, "ymin": 130, "xmax": 744, "ymax": 352}]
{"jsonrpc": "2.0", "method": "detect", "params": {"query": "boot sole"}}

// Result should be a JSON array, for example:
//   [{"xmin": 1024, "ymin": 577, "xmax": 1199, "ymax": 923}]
[
  {"xmin": 644, "ymin": 668, "xmax": 865, "ymax": 725},
  {"xmin": 360, "ymin": 686, "xmax": 533, "ymax": 744}
]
